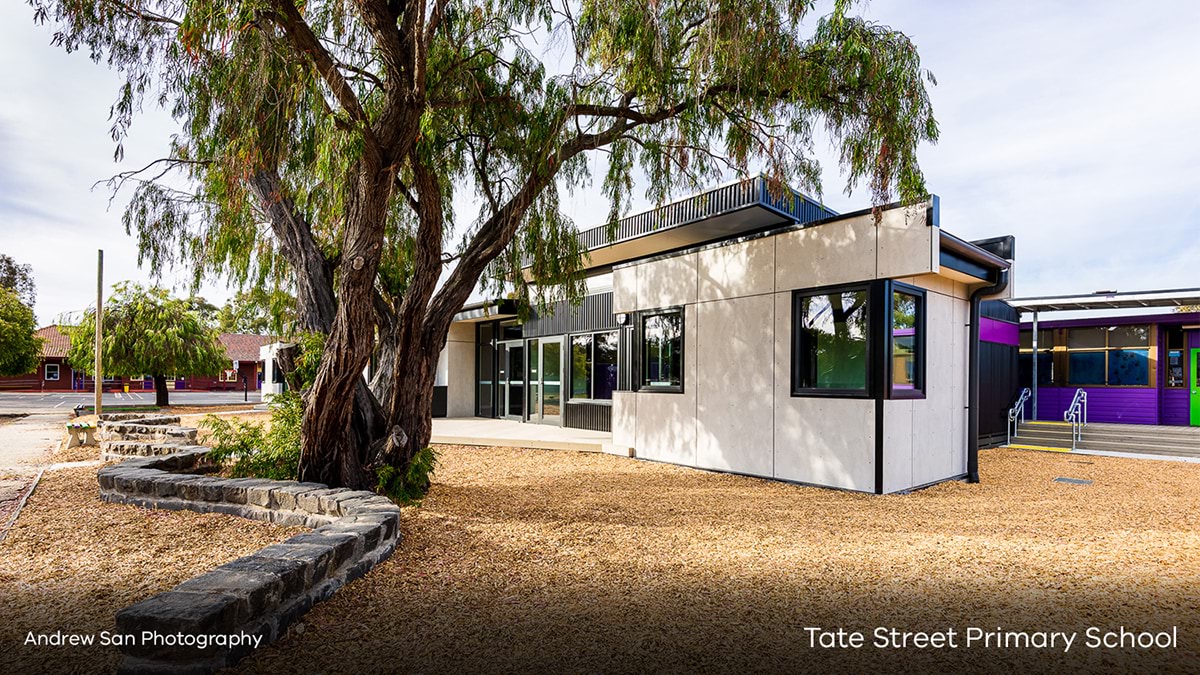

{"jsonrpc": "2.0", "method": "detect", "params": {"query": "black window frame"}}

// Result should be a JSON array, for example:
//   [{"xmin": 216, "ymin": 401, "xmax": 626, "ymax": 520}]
[
  {"xmin": 790, "ymin": 282, "xmax": 876, "ymax": 399},
  {"xmin": 888, "ymin": 281, "xmax": 927, "ymax": 400},
  {"xmin": 790, "ymin": 279, "xmax": 927, "ymax": 400},
  {"xmin": 635, "ymin": 306, "xmax": 685, "ymax": 394},
  {"xmin": 566, "ymin": 329, "xmax": 620, "ymax": 404}
]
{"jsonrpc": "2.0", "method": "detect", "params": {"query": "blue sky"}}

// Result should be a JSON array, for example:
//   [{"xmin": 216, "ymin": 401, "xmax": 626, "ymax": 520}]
[{"xmin": 1, "ymin": 0, "xmax": 1198, "ymax": 324}]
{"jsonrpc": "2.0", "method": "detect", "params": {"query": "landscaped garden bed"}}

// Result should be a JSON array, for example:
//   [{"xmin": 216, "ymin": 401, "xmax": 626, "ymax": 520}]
[
  {"xmin": 229, "ymin": 445, "xmax": 1200, "ymax": 674},
  {"xmin": 0, "ymin": 466, "xmax": 303, "ymax": 673}
]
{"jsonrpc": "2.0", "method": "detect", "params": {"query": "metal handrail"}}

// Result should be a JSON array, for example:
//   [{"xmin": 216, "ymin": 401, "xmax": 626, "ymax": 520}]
[
  {"xmin": 1006, "ymin": 387, "xmax": 1031, "ymax": 446},
  {"xmin": 1064, "ymin": 388, "xmax": 1088, "ymax": 450}
]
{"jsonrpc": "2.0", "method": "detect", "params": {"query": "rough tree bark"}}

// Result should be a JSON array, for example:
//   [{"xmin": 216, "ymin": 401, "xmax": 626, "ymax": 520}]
[
  {"xmin": 248, "ymin": 168, "xmax": 385, "ymax": 483},
  {"xmin": 297, "ymin": 168, "xmax": 395, "ymax": 489}
]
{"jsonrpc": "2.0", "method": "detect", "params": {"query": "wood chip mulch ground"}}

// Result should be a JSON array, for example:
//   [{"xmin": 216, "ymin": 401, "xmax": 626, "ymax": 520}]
[
  {"xmin": 0, "ymin": 467, "xmax": 302, "ymax": 674},
  {"xmin": 230, "ymin": 446, "xmax": 1200, "ymax": 675}
]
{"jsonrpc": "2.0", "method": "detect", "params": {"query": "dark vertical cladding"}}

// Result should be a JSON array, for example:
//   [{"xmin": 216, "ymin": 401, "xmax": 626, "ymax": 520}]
[
  {"xmin": 978, "ymin": 300, "xmax": 1019, "ymax": 447},
  {"xmin": 522, "ymin": 292, "xmax": 620, "ymax": 338},
  {"xmin": 432, "ymin": 386, "xmax": 448, "ymax": 418},
  {"xmin": 563, "ymin": 403, "xmax": 612, "ymax": 432},
  {"xmin": 977, "ymin": 342, "xmax": 1018, "ymax": 446},
  {"xmin": 981, "ymin": 299, "xmax": 1018, "ymax": 323}
]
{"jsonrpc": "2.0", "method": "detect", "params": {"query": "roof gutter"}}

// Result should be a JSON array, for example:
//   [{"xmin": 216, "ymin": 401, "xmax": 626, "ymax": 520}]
[
  {"xmin": 941, "ymin": 231, "xmax": 1011, "ymax": 272},
  {"xmin": 967, "ymin": 268, "xmax": 1010, "ymax": 483}
]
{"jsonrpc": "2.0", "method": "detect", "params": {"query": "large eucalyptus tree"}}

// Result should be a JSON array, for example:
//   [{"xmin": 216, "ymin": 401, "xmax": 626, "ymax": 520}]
[{"xmin": 30, "ymin": 0, "xmax": 938, "ymax": 491}]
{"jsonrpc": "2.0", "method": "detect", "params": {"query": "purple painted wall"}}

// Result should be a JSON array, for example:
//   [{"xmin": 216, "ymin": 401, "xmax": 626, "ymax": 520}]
[
  {"xmin": 1018, "ymin": 314, "xmax": 1200, "ymax": 427},
  {"xmin": 1025, "ymin": 387, "xmax": 1160, "ymax": 425},
  {"xmin": 1162, "ymin": 389, "xmax": 1190, "ymax": 426},
  {"xmin": 981, "ymin": 317, "xmax": 1018, "ymax": 345}
]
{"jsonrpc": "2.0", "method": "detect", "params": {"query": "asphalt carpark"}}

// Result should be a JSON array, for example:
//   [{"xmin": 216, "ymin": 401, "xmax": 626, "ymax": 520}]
[{"xmin": 0, "ymin": 391, "xmax": 258, "ymax": 414}]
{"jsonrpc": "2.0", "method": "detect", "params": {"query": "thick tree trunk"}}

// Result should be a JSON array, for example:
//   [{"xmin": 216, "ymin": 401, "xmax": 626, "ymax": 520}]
[
  {"xmin": 297, "ymin": 168, "xmax": 392, "ymax": 489},
  {"xmin": 249, "ymin": 167, "xmax": 385, "ymax": 488},
  {"xmin": 153, "ymin": 375, "xmax": 169, "ymax": 407}
]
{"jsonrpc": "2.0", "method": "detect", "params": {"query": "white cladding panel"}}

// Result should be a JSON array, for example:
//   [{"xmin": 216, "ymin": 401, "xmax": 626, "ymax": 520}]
[
  {"xmin": 694, "ymin": 295, "xmax": 775, "ymax": 476},
  {"xmin": 445, "ymin": 323, "xmax": 476, "ymax": 417},
  {"xmin": 636, "ymin": 252, "xmax": 698, "ymax": 309},
  {"xmin": 697, "ymin": 236, "xmax": 776, "ymax": 302}
]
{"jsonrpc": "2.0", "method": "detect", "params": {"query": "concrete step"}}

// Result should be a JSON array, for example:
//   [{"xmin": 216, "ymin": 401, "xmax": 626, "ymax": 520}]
[
  {"xmin": 100, "ymin": 440, "xmax": 194, "ymax": 457},
  {"xmin": 1018, "ymin": 428, "xmax": 1200, "ymax": 446},
  {"xmin": 101, "ymin": 442, "xmax": 210, "ymax": 462},
  {"xmin": 98, "ymin": 425, "xmax": 199, "ymax": 444}
]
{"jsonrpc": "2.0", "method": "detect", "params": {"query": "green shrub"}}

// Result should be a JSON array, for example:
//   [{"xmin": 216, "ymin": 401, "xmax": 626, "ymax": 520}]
[
  {"xmin": 202, "ymin": 391, "xmax": 304, "ymax": 480},
  {"xmin": 376, "ymin": 446, "xmax": 438, "ymax": 505}
]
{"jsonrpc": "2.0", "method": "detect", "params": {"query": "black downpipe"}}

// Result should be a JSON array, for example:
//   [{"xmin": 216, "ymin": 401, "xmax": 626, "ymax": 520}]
[{"xmin": 967, "ymin": 269, "xmax": 1010, "ymax": 483}]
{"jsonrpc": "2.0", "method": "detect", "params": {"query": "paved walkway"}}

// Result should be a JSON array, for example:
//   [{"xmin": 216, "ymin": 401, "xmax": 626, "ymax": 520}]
[
  {"xmin": 431, "ymin": 417, "xmax": 623, "ymax": 455},
  {"xmin": 0, "ymin": 413, "xmax": 69, "ymax": 470}
]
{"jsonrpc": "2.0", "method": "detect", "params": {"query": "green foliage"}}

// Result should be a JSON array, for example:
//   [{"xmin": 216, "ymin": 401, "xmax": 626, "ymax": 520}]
[
  {"xmin": 0, "ymin": 288, "xmax": 41, "ymax": 377},
  {"xmin": 376, "ymin": 446, "xmax": 438, "ymax": 505},
  {"xmin": 0, "ymin": 254, "xmax": 36, "ymax": 311},
  {"xmin": 202, "ymin": 391, "xmax": 303, "ymax": 480},
  {"xmin": 216, "ymin": 288, "xmax": 294, "ymax": 335},
  {"xmin": 289, "ymin": 332, "xmax": 326, "ymax": 390},
  {"xmin": 30, "ymin": 0, "xmax": 938, "ymax": 314},
  {"xmin": 66, "ymin": 282, "xmax": 228, "ymax": 378}
]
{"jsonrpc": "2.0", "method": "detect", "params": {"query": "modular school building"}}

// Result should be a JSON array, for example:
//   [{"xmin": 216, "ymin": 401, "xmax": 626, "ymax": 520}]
[
  {"xmin": 1008, "ymin": 291, "xmax": 1200, "ymax": 427},
  {"xmin": 436, "ymin": 177, "xmax": 1014, "ymax": 494}
]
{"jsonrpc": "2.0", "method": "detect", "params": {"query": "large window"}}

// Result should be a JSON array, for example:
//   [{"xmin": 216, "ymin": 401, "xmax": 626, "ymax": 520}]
[
  {"xmin": 44, "ymin": 363, "xmax": 60, "ymax": 381},
  {"xmin": 792, "ymin": 286, "xmax": 870, "ymax": 395},
  {"xmin": 890, "ymin": 286, "xmax": 925, "ymax": 397},
  {"xmin": 1165, "ymin": 326, "xmax": 1186, "ymax": 388},
  {"xmin": 640, "ymin": 310, "xmax": 683, "ymax": 391},
  {"xmin": 1066, "ymin": 324, "xmax": 1150, "ymax": 387},
  {"xmin": 570, "ymin": 331, "xmax": 619, "ymax": 401},
  {"xmin": 1018, "ymin": 329, "xmax": 1055, "ymax": 387}
]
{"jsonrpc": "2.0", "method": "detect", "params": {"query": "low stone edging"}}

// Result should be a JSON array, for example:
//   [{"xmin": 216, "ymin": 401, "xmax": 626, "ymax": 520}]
[{"xmin": 97, "ymin": 424, "xmax": 401, "ymax": 674}]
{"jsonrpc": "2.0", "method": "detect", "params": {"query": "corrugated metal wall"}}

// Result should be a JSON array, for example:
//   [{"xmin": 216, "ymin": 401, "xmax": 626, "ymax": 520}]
[
  {"xmin": 563, "ymin": 403, "xmax": 612, "ymax": 432},
  {"xmin": 521, "ymin": 292, "xmax": 620, "ymax": 338}
]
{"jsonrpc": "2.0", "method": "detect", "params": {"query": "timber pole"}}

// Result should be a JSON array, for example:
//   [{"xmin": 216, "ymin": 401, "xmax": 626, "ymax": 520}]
[{"xmin": 95, "ymin": 250, "xmax": 103, "ymax": 417}]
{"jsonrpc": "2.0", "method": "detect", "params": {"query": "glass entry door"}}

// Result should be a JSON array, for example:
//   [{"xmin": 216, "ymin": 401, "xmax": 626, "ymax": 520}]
[
  {"xmin": 527, "ymin": 337, "xmax": 563, "ymax": 425},
  {"xmin": 499, "ymin": 342, "xmax": 524, "ymax": 421}
]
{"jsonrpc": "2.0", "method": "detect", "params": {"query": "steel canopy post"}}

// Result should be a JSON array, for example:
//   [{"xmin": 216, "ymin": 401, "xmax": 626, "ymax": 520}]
[{"xmin": 1031, "ymin": 310, "xmax": 1038, "ymax": 421}]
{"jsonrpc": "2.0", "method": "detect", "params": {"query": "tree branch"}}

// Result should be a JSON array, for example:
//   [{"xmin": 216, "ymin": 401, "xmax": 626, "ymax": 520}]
[{"xmin": 264, "ymin": 0, "xmax": 383, "ymax": 163}]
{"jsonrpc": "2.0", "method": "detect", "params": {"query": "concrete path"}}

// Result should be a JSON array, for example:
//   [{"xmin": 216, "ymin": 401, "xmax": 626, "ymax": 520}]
[
  {"xmin": 431, "ymin": 416, "xmax": 625, "ymax": 455},
  {"xmin": 0, "ymin": 390, "xmax": 257, "ymax": 413},
  {"xmin": 0, "ymin": 413, "xmax": 70, "ymax": 470}
]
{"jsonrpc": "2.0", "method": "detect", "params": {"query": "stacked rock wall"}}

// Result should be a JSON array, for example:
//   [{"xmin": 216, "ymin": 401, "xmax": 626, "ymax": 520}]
[{"xmin": 97, "ymin": 415, "xmax": 401, "ymax": 674}]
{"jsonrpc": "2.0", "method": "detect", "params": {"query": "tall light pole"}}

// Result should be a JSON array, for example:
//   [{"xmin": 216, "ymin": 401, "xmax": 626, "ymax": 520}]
[{"xmin": 95, "ymin": 250, "xmax": 104, "ymax": 416}]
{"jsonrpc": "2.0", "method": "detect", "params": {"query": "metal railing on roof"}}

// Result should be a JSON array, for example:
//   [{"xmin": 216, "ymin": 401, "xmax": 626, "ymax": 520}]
[{"xmin": 536, "ymin": 176, "xmax": 835, "ymax": 267}]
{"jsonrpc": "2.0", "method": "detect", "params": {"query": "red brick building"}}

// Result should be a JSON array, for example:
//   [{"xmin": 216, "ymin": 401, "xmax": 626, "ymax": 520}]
[{"xmin": 0, "ymin": 327, "xmax": 273, "ymax": 392}]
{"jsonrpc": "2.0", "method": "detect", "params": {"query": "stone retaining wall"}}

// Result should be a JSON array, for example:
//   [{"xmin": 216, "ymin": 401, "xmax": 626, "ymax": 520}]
[
  {"xmin": 97, "ymin": 417, "xmax": 401, "ymax": 674},
  {"xmin": 98, "ymin": 414, "xmax": 198, "ymax": 462}
]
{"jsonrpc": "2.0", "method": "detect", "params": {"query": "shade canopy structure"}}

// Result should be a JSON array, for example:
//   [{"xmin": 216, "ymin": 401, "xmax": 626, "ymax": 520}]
[
  {"xmin": 1008, "ymin": 288, "xmax": 1200, "ymax": 313},
  {"xmin": 1006, "ymin": 288, "xmax": 1200, "ymax": 421}
]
